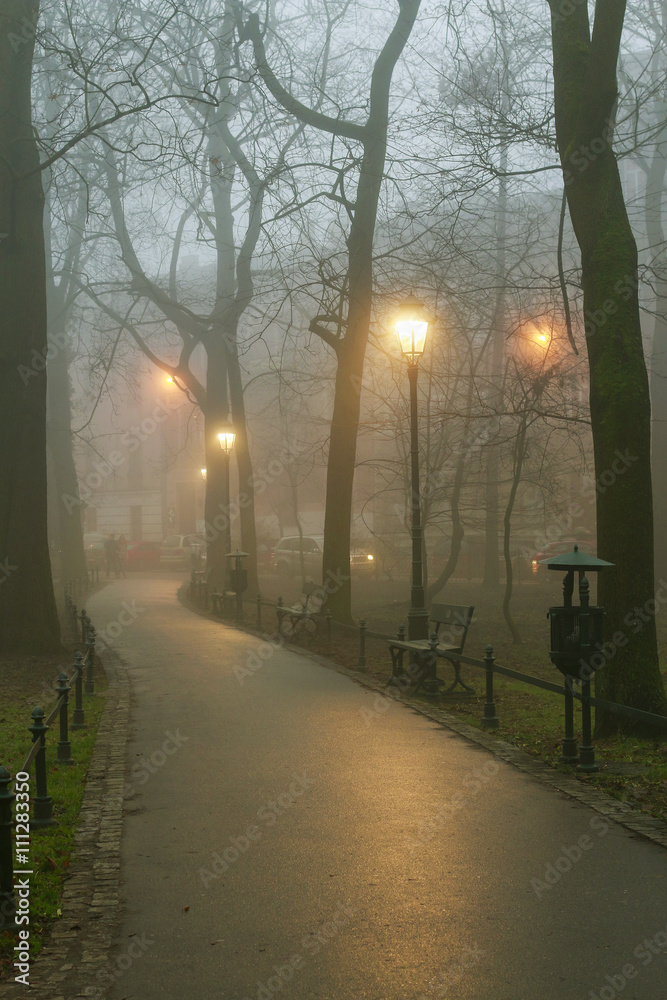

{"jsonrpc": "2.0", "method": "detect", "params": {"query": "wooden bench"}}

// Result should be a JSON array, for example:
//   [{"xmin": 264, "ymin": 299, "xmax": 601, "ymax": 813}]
[
  {"xmin": 387, "ymin": 603, "xmax": 475, "ymax": 696},
  {"xmin": 276, "ymin": 582, "xmax": 320, "ymax": 637}
]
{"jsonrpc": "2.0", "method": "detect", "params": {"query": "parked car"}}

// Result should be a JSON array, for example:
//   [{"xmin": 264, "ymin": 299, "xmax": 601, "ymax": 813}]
[
  {"xmin": 273, "ymin": 535, "xmax": 323, "ymax": 580},
  {"xmin": 126, "ymin": 540, "xmax": 161, "ymax": 570},
  {"xmin": 272, "ymin": 535, "xmax": 375, "ymax": 580},
  {"xmin": 84, "ymin": 533, "xmax": 107, "ymax": 570},
  {"xmin": 160, "ymin": 533, "xmax": 206, "ymax": 569}
]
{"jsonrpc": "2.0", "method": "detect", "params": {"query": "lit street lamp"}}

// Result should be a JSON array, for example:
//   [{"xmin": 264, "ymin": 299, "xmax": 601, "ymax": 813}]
[
  {"xmin": 217, "ymin": 427, "xmax": 236, "ymax": 455},
  {"xmin": 200, "ymin": 468, "xmax": 207, "ymax": 481},
  {"xmin": 395, "ymin": 294, "xmax": 430, "ymax": 641}
]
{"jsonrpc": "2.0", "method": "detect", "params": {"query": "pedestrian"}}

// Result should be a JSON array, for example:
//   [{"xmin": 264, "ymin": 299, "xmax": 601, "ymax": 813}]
[{"xmin": 104, "ymin": 533, "xmax": 117, "ymax": 578}]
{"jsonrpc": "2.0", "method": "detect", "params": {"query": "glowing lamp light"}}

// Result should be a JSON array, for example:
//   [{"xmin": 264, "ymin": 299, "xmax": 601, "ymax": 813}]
[
  {"xmin": 166, "ymin": 376, "xmax": 175, "ymax": 384},
  {"xmin": 217, "ymin": 426, "xmax": 236, "ymax": 455},
  {"xmin": 367, "ymin": 554, "xmax": 374, "ymax": 561},
  {"xmin": 394, "ymin": 294, "xmax": 429, "ymax": 360},
  {"xmin": 200, "ymin": 468, "xmax": 207, "ymax": 481},
  {"xmin": 536, "ymin": 333, "xmax": 547, "ymax": 343}
]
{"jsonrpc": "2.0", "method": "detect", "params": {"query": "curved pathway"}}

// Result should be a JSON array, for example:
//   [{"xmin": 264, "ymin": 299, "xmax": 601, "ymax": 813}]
[{"xmin": 81, "ymin": 577, "xmax": 667, "ymax": 1000}]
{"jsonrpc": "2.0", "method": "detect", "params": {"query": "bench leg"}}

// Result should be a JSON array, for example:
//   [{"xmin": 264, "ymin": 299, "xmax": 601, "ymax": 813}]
[
  {"xmin": 412, "ymin": 651, "xmax": 444, "ymax": 698},
  {"xmin": 443, "ymin": 660, "xmax": 476, "ymax": 695},
  {"xmin": 386, "ymin": 647, "xmax": 406, "ymax": 688}
]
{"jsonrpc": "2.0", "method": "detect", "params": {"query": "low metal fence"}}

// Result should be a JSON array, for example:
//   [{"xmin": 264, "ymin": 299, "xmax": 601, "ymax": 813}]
[
  {"xmin": 190, "ymin": 579, "xmax": 667, "ymax": 762},
  {"xmin": 0, "ymin": 594, "xmax": 99, "ymax": 934}
]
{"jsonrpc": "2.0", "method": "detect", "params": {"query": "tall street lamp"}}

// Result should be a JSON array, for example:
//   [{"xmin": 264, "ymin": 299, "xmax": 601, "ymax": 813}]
[
  {"xmin": 217, "ymin": 425, "xmax": 236, "ymax": 560},
  {"xmin": 395, "ymin": 294, "xmax": 430, "ymax": 641}
]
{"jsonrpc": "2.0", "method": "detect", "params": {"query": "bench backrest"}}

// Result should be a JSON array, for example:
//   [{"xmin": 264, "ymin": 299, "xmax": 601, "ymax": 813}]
[{"xmin": 429, "ymin": 603, "xmax": 474, "ymax": 651}]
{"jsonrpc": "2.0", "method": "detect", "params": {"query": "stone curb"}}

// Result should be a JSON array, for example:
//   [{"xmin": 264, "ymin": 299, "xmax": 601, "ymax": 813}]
[
  {"xmin": 181, "ymin": 587, "xmax": 667, "ymax": 852},
  {"xmin": 0, "ymin": 645, "xmax": 130, "ymax": 999}
]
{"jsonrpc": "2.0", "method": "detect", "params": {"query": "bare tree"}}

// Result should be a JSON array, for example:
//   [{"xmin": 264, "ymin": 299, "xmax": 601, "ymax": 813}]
[
  {"xmin": 548, "ymin": 0, "xmax": 667, "ymax": 729},
  {"xmin": 242, "ymin": 0, "xmax": 422, "ymax": 621}
]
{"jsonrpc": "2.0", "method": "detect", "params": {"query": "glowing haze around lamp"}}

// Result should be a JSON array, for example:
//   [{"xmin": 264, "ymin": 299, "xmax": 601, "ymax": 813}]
[
  {"xmin": 394, "ymin": 294, "xmax": 429, "ymax": 362},
  {"xmin": 217, "ymin": 427, "xmax": 236, "ymax": 454}
]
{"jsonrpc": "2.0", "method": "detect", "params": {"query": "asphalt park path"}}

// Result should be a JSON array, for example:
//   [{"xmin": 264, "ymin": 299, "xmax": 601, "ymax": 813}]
[{"xmin": 87, "ymin": 576, "xmax": 667, "ymax": 1000}]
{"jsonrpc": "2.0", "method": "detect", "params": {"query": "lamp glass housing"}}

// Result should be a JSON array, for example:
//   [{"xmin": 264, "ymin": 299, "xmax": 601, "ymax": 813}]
[
  {"xmin": 217, "ymin": 428, "xmax": 236, "ymax": 454},
  {"xmin": 394, "ymin": 295, "xmax": 429, "ymax": 360}
]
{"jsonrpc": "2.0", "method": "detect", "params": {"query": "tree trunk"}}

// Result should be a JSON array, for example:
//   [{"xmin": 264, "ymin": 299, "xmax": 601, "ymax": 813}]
[
  {"xmin": 548, "ymin": 0, "xmax": 667, "ymax": 730},
  {"xmin": 501, "ymin": 414, "xmax": 528, "ymax": 645},
  {"xmin": 244, "ymin": 1, "xmax": 421, "ymax": 623},
  {"xmin": 204, "ymin": 339, "xmax": 230, "ymax": 588},
  {"xmin": 644, "ymin": 141, "xmax": 667, "ymax": 587},
  {"xmin": 46, "ymin": 336, "xmax": 87, "ymax": 584},
  {"xmin": 483, "ymin": 163, "xmax": 507, "ymax": 589},
  {"xmin": 427, "ymin": 446, "xmax": 466, "ymax": 601},
  {"xmin": 0, "ymin": 2, "xmax": 60, "ymax": 653},
  {"xmin": 227, "ymin": 343, "xmax": 259, "ymax": 595},
  {"xmin": 322, "ymin": 339, "xmax": 366, "ymax": 621}
]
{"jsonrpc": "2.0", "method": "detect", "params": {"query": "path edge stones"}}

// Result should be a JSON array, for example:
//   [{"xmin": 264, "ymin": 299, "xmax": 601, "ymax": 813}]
[{"xmin": 0, "ymin": 645, "xmax": 130, "ymax": 999}]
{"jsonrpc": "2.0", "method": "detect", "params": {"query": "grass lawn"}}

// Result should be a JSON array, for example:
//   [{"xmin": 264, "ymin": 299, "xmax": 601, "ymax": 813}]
[{"xmin": 0, "ymin": 643, "xmax": 107, "ymax": 981}]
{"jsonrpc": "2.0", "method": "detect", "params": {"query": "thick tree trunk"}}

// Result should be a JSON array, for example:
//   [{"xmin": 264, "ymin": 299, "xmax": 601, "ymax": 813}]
[
  {"xmin": 0, "ymin": 2, "xmax": 60, "ymax": 653},
  {"xmin": 204, "ymin": 340, "xmax": 230, "ymax": 588},
  {"xmin": 549, "ymin": 0, "xmax": 667, "ymax": 730},
  {"xmin": 644, "ymin": 145, "xmax": 667, "ymax": 586},
  {"xmin": 227, "ymin": 345, "xmax": 259, "ymax": 595},
  {"xmin": 47, "ymin": 337, "xmax": 87, "ymax": 584},
  {"xmin": 322, "ymin": 339, "xmax": 366, "ymax": 621},
  {"xmin": 483, "ymin": 162, "xmax": 507, "ymax": 589}
]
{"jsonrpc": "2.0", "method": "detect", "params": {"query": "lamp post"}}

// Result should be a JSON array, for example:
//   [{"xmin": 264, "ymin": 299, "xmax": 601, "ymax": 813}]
[
  {"xmin": 217, "ymin": 425, "xmax": 236, "ymax": 561},
  {"xmin": 395, "ymin": 295, "xmax": 430, "ymax": 641}
]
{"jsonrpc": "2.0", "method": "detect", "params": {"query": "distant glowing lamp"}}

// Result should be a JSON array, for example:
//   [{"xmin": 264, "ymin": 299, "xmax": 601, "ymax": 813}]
[
  {"xmin": 217, "ymin": 426, "xmax": 236, "ymax": 455},
  {"xmin": 394, "ymin": 294, "xmax": 429, "ymax": 361},
  {"xmin": 200, "ymin": 468, "xmax": 207, "ymax": 481}
]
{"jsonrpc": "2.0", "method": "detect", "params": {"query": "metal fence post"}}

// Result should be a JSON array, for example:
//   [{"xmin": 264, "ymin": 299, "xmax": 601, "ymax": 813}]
[
  {"xmin": 85, "ymin": 629, "xmax": 96, "ymax": 694},
  {"xmin": 55, "ymin": 674, "xmax": 74, "ymax": 766},
  {"xmin": 481, "ymin": 645, "xmax": 499, "ymax": 729},
  {"xmin": 80, "ymin": 609, "xmax": 88, "ymax": 645},
  {"xmin": 358, "ymin": 619, "xmax": 367, "ymax": 671},
  {"xmin": 29, "ymin": 708, "xmax": 56, "ymax": 828},
  {"xmin": 0, "ymin": 766, "xmax": 18, "ymax": 932},
  {"xmin": 578, "ymin": 678, "xmax": 598, "ymax": 773},
  {"xmin": 561, "ymin": 676, "xmax": 579, "ymax": 764},
  {"xmin": 71, "ymin": 652, "xmax": 86, "ymax": 730},
  {"xmin": 257, "ymin": 593, "xmax": 262, "ymax": 630}
]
